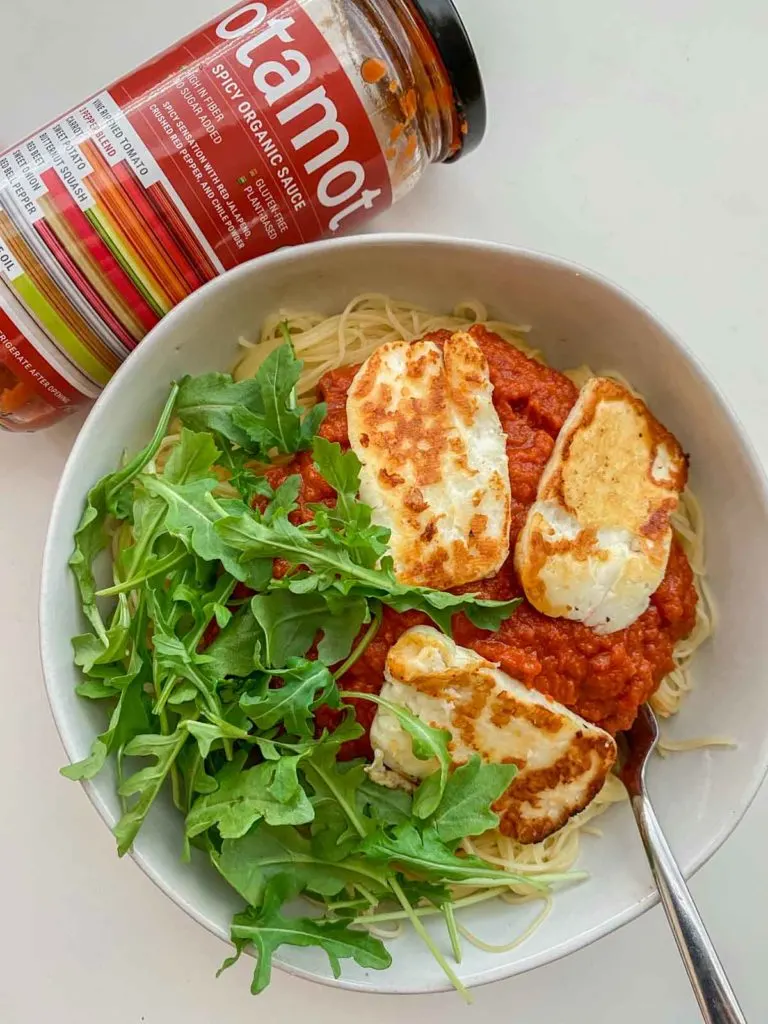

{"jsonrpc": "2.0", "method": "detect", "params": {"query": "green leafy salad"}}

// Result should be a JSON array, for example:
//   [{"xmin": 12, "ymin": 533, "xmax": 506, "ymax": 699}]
[{"xmin": 62, "ymin": 334, "xmax": 580, "ymax": 997}]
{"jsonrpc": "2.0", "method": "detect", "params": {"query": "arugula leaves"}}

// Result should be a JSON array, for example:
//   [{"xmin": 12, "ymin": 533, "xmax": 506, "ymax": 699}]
[
  {"xmin": 240, "ymin": 659, "xmax": 338, "ymax": 738},
  {"xmin": 114, "ymin": 724, "xmax": 191, "ymax": 856},
  {"xmin": 62, "ymin": 339, "xmax": 541, "ymax": 998},
  {"xmin": 251, "ymin": 589, "xmax": 368, "ymax": 668},
  {"xmin": 432, "ymin": 756, "xmax": 518, "ymax": 845},
  {"xmin": 300, "ymin": 728, "xmax": 369, "ymax": 843},
  {"xmin": 215, "ymin": 824, "xmax": 387, "ymax": 908},
  {"xmin": 311, "ymin": 437, "xmax": 391, "ymax": 567},
  {"xmin": 176, "ymin": 337, "xmax": 326, "ymax": 458},
  {"xmin": 69, "ymin": 383, "xmax": 179, "ymax": 641},
  {"xmin": 215, "ymin": 444, "xmax": 520, "ymax": 634},
  {"xmin": 223, "ymin": 876, "xmax": 390, "ymax": 995},
  {"xmin": 140, "ymin": 434, "xmax": 519, "ymax": 636},
  {"xmin": 61, "ymin": 674, "xmax": 149, "ymax": 783},
  {"xmin": 205, "ymin": 606, "xmax": 262, "ymax": 679},
  {"xmin": 362, "ymin": 822, "xmax": 531, "ymax": 886},
  {"xmin": 186, "ymin": 752, "xmax": 313, "ymax": 839},
  {"xmin": 142, "ymin": 474, "xmax": 262, "ymax": 588},
  {"xmin": 357, "ymin": 778, "xmax": 412, "ymax": 826}
]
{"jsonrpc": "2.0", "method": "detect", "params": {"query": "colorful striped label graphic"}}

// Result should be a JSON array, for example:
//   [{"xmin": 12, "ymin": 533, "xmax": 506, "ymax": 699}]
[{"xmin": 0, "ymin": 0, "xmax": 392, "ymax": 412}]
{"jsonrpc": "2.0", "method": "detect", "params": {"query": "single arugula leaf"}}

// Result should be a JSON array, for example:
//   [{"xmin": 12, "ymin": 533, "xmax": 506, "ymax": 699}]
[
  {"xmin": 299, "ymin": 402, "xmax": 327, "ymax": 448},
  {"xmin": 363, "ymin": 822, "xmax": 536, "ymax": 886},
  {"xmin": 252, "ymin": 736, "xmax": 283, "ymax": 761},
  {"xmin": 186, "ymin": 720, "xmax": 250, "ymax": 760},
  {"xmin": 316, "ymin": 596, "xmax": 368, "ymax": 666},
  {"xmin": 165, "ymin": 427, "xmax": 221, "ymax": 483},
  {"xmin": 75, "ymin": 679, "xmax": 120, "ymax": 700},
  {"xmin": 167, "ymin": 682, "xmax": 198, "ymax": 706},
  {"xmin": 240, "ymin": 658, "xmax": 338, "ymax": 738},
  {"xmin": 213, "ymin": 603, "xmax": 232, "ymax": 629},
  {"xmin": 230, "ymin": 405, "xmax": 276, "ymax": 452},
  {"xmin": 253, "ymin": 342, "xmax": 303, "ymax": 451},
  {"xmin": 69, "ymin": 383, "xmax": 179, "ymax": 641},
  {"xmin": 176, "ymin": 373, "xmax": 265, "ymax": 450},
  {"xmin": 431, "ymin": 755, "xmax": 518, "ymax": 846},
  {"xmin": 311, "ymin": 437, "xmax": 361, "ymax": 522},
  {"xmin": 215, "ymin": 823, "xmax": 387, "ymax": 908},
  {"xmin": 300, "ymin": 729, "xmax": 368, "ymax": 847},
  {"xmin": 269, "ymin": 754, "xmax": 308, "ymax": 803},
  {"xmin": 72, "ymin": 593, "xmax": 132, "ymax": 674},
  {"xmin": 155, "ymin": 633, "xmax": 196, "ymax": 667},
  {"xmin": 114, "ymin": 724, "xmax": 191, "ymax": 855},
  {"xmin": 282, "ymin": 573, "xmax": 321, "ymax": 595},
  {"xmin": 263, "ymin": 474, "xmax": 301, "ymax": 522},
  {"xmin": 343, "ymin": 691, "xmax": 451, "ymax": 819},
  {"xmin": 251, "ymin": 589, "xmax": 368, "ymax": 669},
  {"xmin": 253, "ymin": 341, "xmax": 327, "ymax": 454},
  {"xmin": 176, "ymin": 743, "xmax": 218, "ymax": 813},
  {"xmin": 205, "ymin": 606, "xmax": 263, "ymax": 679},
  {"xmin": 224, "ymin": 875, "xmax": 390, "ymax": 994},
  {"xmin": 61, "ymin": 676, "xmax": 149, "ymax": 782},
  {"xmin": 185, "ymin": 753, "xmax": 313, "ymax": 840},
  {"xmin": 462, "ymin": 598, "xmax": 523, "ymax": 632},
  {"xmin": 386, "ymin": 589, "xmax": 522, "ymax": 636},
  {"xmin": 251, "ymin": 591, "xmax": 327, "ymax": 667},
  {"xmin": 357, "ymin": 778, "xmax": 413, "ymax": 827}
]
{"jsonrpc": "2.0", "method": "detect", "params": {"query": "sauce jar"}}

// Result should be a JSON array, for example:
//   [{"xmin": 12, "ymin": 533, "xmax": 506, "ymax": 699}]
[{"xmin": 0, "ymin": 0, "xmax": 485, "ymax": 431}]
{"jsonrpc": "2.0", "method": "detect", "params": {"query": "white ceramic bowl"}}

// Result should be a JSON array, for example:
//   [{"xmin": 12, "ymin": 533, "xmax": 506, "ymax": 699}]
[{"xmin": 41, "ymin": 235, "xmax": 768, "ymax": 994}]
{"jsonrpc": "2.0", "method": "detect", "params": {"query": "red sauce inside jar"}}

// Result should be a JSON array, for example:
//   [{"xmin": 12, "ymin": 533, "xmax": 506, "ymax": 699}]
[{"xmin": 221, "ymin": 326, "xmax": 698, "ymax": 755}]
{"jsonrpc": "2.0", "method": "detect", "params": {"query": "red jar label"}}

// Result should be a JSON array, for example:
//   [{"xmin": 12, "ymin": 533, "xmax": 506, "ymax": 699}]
[
  {"xmin": 0, "ymin": 306, "xmax": 82, "ymax": 409},
  {"xmin": 113, "ymin": 1, "xmax": 393, "ymax": 264},
  {"xmin": 0, "ymin": 0, "xmax": 392, "ymax": 389}
]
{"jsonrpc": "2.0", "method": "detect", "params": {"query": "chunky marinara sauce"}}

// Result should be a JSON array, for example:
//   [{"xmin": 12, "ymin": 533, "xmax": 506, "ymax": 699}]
[{"xmin": 261, "ymin": 326, "xmax": 698, "ymax": 757}]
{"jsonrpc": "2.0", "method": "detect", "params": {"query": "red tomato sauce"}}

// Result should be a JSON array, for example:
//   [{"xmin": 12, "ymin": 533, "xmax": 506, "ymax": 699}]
[{"xmin": 231, "ymin": 326, "xmax": 698, "ymax": 755}]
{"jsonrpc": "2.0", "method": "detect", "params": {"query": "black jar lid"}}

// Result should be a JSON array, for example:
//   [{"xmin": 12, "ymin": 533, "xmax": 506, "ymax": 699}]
[{"xmin": 409, "ymin": 0, "xmax": 487, "ymax": 161}]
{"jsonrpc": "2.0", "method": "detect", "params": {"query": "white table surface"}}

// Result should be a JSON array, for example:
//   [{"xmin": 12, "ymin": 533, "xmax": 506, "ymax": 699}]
[{"xmin": 2, "ymin": 1, "xmax": 767, "ymax": 1021}]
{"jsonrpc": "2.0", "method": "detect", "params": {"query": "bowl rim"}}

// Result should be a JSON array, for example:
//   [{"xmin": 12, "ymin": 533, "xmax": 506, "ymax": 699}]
[{"xmin": 39, "ymin": 231, "xmax": 768, "ymax": 994}]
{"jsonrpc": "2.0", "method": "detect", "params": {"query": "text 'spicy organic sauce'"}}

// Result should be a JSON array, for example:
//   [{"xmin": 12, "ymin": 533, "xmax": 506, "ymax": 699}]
[{"xmin": 0, "ymin": 0, "xmax": 485, "ymax": 431}]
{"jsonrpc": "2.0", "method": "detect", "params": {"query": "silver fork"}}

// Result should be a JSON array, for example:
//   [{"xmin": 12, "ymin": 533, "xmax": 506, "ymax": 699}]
[{"xmin": 621, "ymin": 704, "xmax": 747, "ymax": 1023}]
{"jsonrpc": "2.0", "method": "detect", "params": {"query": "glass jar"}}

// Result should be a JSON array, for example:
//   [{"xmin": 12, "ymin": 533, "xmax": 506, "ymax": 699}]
[
  {"xmin": 326, "ymin": 0, "xmax": 486, "ymax": 201},
  {"xmin": 0, "ymin": 0, "xmax": 485, "ymax": 431}
]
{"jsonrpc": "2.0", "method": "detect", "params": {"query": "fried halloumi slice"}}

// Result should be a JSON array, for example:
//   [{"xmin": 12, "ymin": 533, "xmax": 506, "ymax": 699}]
[
  {"xmin": 369, "ymin": 626, "xmax": 617, "ymax": 844},
  {"xmin": 346, "ymin": 332, "xmax": 511, "ymax": 590},
  {"xmin": 515, "ymin": 377, "xmax": 687, "ymax": 634}
]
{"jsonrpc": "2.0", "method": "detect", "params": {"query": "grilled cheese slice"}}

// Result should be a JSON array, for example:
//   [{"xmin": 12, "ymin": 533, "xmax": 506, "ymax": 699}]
[
  {"xmin": 515, "ymin": 377, "xmax": 687, "ymax": 634},
  {"xmin": 346, "ymin": 332, "xmax": 511, "ymax": 590},
  {"xmin": 369, "ymin": 626, "xmax": 617, "ymax": 844}
]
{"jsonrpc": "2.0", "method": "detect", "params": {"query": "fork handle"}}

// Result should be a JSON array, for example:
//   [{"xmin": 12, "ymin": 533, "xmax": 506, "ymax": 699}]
[{"xmin": 629, "ymin": 794, "xmax": 747, "ymax": 1023}]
